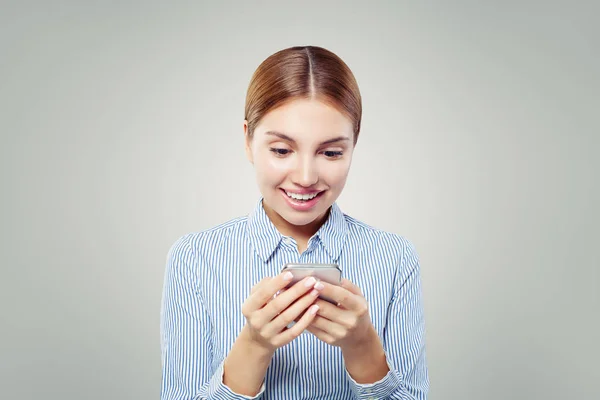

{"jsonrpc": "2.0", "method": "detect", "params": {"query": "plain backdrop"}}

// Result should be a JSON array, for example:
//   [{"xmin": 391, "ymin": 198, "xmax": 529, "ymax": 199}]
[{"xmin": 1, "ymin": 1, "xmax": 598, "ymax": 399}]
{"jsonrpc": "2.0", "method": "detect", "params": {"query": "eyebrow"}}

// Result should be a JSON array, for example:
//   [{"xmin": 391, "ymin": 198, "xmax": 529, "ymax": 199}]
[{"xmin": 265, "ymin": 130, "xmax": 350, "ymax": 146}]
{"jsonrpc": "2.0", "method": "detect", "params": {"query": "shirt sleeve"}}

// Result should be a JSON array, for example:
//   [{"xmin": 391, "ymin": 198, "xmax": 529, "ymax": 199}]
[
  {"xmin": 345, "ymin": 238, "xmax": 430, "ymax": 399},
  {"xmin": 160, "ymin": 234, "xmax": 266, "ymax": 400}
]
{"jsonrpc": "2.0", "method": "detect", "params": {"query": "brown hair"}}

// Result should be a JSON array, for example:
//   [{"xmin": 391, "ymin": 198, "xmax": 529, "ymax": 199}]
[{"xmin": 244, "ymin": 45, "xmax": 362, "ymax": 144}]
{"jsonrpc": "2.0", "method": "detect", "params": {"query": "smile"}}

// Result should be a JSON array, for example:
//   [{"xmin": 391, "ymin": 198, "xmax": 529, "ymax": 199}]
[
  {"xmin": 279, "ymin": 189, "xmax": 325, "ymax": 211},
  {"xmin": 284, "ymin": 190, "xmax": 321, "ymax": 201}
]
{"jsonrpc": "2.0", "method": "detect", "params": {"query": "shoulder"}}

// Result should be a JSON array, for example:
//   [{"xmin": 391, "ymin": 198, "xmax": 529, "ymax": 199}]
[
  {"xmin": 343, "ymin": 213, "xmax": 420, "ymax": 267},
  {"xmin": 166, "ymin": 215, "xmax": 249, "ymax": 265}
]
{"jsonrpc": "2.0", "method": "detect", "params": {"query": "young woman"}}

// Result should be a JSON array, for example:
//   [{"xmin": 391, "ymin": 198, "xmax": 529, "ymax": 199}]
[{"xmin": 161, "ymin": 45, "xmax": 429, "ymax": 399}]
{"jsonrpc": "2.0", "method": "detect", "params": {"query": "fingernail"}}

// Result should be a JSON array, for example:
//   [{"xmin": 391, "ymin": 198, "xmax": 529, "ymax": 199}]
[
  {"xmin": 314, "ymin": 281, "xmax": 325, "ymax": 291},
  {"xmin": 310, "ymin": 289, "xmax": 319, "ymax": 297},
  {"xmin": 304, "ymin": 277, "xmax": 316, "ymax": 287},
  {"xmin": 310, "ymin": 305, "xmax": 319, "ymax": 315},
  {"xmin": 283, "ymin": 272, "xmax": 293, "ymax": 281}
]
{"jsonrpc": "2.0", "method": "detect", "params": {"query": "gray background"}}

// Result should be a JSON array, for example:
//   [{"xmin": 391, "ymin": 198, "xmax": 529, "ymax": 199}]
[{"xmin": 1, "ymin": 1, "xmax": 598, "ymax": 399}]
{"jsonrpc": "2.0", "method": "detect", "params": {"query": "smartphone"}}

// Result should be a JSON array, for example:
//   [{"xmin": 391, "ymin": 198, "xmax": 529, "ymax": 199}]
[{"xmin": 281, "ymin": 263, "xmax": 342, "ymax": 303}]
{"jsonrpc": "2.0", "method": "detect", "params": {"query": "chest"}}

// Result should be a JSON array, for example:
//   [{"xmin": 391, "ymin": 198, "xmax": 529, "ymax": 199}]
[{"xmin": 199, "ymin": 245, "xmax": 396, "ymax": 361}]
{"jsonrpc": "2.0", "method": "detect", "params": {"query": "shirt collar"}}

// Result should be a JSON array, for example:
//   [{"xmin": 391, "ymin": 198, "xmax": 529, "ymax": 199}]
[{"xmin": 247, "ymin": 197, "xmax": 349, "ymax": 263}]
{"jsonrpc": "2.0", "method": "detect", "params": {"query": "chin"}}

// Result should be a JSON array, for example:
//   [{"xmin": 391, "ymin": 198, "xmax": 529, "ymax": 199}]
[
  {"xmin": 277, "ymin": 200, "xmax": 331, "ymax": 226},
  {"xmin": 280, "ymin": 211, "xmax": 321, "ymax": 227}
]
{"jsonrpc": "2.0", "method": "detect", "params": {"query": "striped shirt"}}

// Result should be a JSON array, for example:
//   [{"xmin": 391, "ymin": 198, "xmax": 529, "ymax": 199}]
[{"xmin": 161, "ymin": 198, "xmax": 429, "ymax": 399}]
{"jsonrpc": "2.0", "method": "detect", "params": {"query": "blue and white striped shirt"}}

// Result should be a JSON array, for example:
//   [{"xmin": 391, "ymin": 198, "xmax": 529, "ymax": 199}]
[{"xmin": 161, "ymin": 198, "xmax": 429, "ymax": 399}]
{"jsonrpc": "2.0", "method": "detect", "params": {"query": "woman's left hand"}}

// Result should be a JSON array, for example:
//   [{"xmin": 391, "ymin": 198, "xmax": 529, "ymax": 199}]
[{"xmin": 307, "ymin": 279, "xmax": 377, "ymax": 350}]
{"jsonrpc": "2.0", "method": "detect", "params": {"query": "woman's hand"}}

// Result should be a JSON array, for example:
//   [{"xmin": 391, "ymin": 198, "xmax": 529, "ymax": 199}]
[
  {"xmin": 241, "ymin": 271, "xmax": 321, "ymax": 352},
  {"xmin": 224, "ymin": 272, "xmax": 321, "ymax": 395},
  {"xmin": 306, "ymin": 278, "xmax": 375, "ymax": 350},
  {"xmin": 306, "ymin": 278, "xmax": 390, "ymax": 384}
]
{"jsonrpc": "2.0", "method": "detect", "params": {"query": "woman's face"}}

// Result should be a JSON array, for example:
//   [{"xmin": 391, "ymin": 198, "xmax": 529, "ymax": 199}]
[{"xmin": 245, "ymin": 98, "xmax": 355, "ymax": 231}]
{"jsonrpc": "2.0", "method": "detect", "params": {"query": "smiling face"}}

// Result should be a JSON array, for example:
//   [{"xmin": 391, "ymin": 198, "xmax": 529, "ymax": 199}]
[{"xmin": 245, "ymin": 98, "xmax": 355, "ymax": 236}]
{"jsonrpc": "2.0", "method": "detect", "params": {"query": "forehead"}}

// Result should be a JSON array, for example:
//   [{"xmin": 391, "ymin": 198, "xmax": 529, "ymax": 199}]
[{"xmin": 255, "ymin": 98, "xmax": 353, "ymax": 142}]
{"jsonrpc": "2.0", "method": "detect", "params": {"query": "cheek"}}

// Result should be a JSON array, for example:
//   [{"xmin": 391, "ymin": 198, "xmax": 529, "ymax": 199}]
[
  {"xmin": 319, "ymin": 159, "xmax": 351, "ymax": 186},
  {"xmin": 265, "ymin": 157, "xmax": 292, "ymax": 172},
  {"xmin": 254, "ymin": 152, "xmax": 290, "ymax": 182}
]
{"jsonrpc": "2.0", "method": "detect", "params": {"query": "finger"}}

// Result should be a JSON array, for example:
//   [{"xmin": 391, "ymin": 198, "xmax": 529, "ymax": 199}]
[
  {"xmin": 310, "ymin": 315, "xmax": 347, "ymax": 338},
  {"xmin": 316, "ymin": 281, "xmax": 363, "ymax": 311},
  {"xmin": 313, "ymin": 299, "xmax": 356, "ymax": 328},
  {"xmin": 271, "ymin": 288, "xmax": 287, "ymax": 301},
  {"xmin": 257, "ymin": 277, "xmax": 319, "ymax": 324},
  {"xmin": 245, "ymin": 272, "xmax": 294, "ymax": 312},
  {"xmin": 341, "ymin": 279, "xmax": 363, "ymax": 296},
  {"xmin": 251, "ymin": 277, "xmax": 272, "ymax": 295},
  {"xmin": 305, "ymin": 325, "xmax": 335, "ymax": 345},
  {"xmin": 243, "ymin": 277, "xmax": 273, "ymax": 317},
  {"xmin": 262, "ymin": 288, "xmax": 320, "ymax": 337},
  {"xmin": 273, "ymin": 303, "xmax": 320, "ymax": 347}
]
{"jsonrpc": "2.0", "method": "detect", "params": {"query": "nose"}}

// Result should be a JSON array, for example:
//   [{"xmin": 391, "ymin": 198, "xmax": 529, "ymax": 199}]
[{"xmin": 292, "ymin": 155, "xmax": 319, "ymax": 187}]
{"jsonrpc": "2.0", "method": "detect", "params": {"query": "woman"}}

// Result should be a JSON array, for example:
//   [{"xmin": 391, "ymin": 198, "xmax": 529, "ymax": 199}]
[{"xmin": 161, "ymin": 45, "xmax": 429, "ymax": 399}]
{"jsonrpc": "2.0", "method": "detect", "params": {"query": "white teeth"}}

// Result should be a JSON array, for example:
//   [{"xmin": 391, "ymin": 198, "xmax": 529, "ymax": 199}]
[{"xmin": 285, "ymin": 191, "xmax": 319, "ymax": 201}]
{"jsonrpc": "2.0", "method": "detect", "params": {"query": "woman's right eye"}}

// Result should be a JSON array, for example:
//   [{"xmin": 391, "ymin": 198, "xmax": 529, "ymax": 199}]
[{"xmin": 270, "ymin": 148, "xmax": 290, "ymax": 156}]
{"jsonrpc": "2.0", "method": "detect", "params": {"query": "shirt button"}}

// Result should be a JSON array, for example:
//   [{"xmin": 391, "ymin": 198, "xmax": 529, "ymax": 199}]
[{"xmin": 283, "ymin": 237, "xmax": 293, "ymax": 245}]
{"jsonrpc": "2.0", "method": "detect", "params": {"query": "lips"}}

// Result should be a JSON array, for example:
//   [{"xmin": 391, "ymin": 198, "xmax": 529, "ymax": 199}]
[{"xmin": 279, "ymin": 188, "xmax": 325, "ymax": 211}]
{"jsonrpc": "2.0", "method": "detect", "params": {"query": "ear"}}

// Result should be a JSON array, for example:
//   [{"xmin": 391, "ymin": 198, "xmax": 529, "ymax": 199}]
[{"xmin": 243, "ymin": 120, "xmax": 254, "ymax": 164}]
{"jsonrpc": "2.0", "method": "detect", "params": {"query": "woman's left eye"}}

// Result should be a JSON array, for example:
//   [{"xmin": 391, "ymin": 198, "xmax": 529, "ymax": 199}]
[{"xmin": 323, "ymin": 150, "xmax": 343, "ymax": 158}]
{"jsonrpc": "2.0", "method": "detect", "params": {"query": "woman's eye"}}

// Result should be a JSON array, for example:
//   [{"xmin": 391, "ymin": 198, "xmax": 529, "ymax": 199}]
[
  {"xmin": 270, "ymin": 148, "xmax": 290, "ymax": 156},
  {"xmin": 323, "ymin": 150, "xmax": 343, "ymax": 158}
]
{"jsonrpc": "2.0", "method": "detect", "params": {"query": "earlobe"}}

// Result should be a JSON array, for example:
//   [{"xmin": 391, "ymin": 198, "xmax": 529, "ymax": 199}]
[{"xmin": 243, "ymin": 120, "xmax": 254, "ymax": 164}]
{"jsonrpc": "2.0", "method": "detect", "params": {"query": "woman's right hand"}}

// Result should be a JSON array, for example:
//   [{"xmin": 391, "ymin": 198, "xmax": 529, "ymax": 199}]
[
  {"xmin": 241, "ymin": 271, "xmax": 321, "ymax": 352},
  {"xmin": 222, "ymin": 272, "xmax": 321, "ymax": 395}
]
